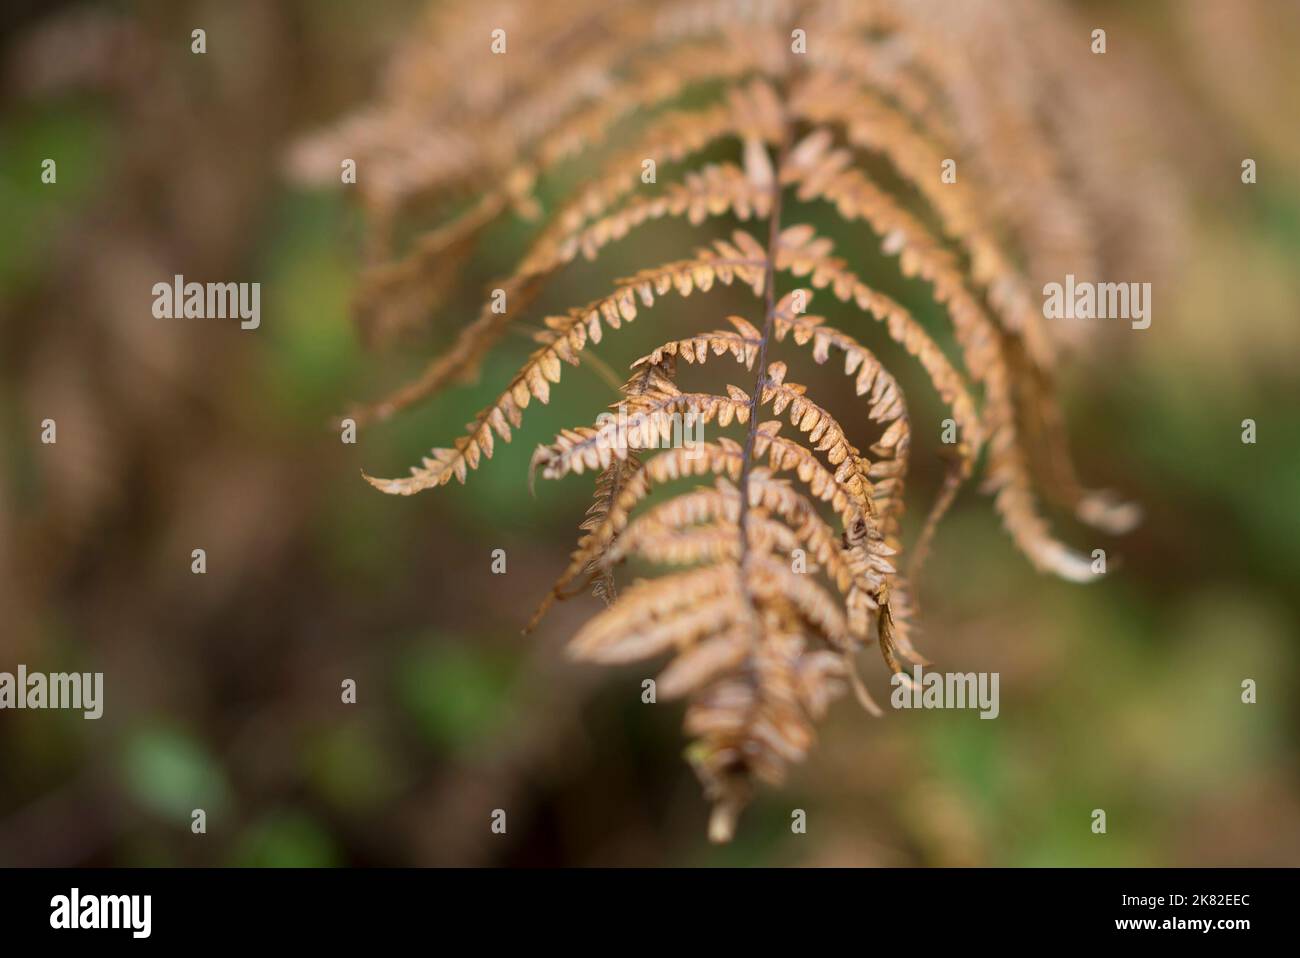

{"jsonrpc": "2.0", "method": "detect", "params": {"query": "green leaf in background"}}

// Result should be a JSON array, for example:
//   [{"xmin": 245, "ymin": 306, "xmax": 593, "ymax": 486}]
[
  {"xmin": 394, "ymin": 639, "xmax": 516, "ymax": 754},
  {"xmin": 0, "ymin": 102, "xmax": 109, "ymax": 292},
  {"xmin": 257, "ymin": 192, "xmax": 362, "ymax": 420},
  {"xmin": 121, "ymin": 725, "xmax": 231, "ymax": 824},
  {"xmin": 230, "ymin": 810, "xmax": 340, "ymax": 868},
  {"xmin": 304, "ymin": 721, "xmax": 402, "ymax": 812}
]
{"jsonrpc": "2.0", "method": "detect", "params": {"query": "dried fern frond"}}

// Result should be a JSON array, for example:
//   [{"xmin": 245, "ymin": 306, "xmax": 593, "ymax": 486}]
[{"xmin": 305, "ymin": 0, "xmax": 1146, "ymax": 840}]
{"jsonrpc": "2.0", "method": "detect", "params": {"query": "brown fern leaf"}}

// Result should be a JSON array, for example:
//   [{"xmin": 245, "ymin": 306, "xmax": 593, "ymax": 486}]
[{"xmin": 306, "ymin": 0, "xmax": 1145, "ymax": 840}]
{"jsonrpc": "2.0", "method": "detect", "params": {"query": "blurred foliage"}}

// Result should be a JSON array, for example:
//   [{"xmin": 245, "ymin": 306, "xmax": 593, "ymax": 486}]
[{"xmin": 121, "ymin": 726, "xmax": 230, "ymax": 824}]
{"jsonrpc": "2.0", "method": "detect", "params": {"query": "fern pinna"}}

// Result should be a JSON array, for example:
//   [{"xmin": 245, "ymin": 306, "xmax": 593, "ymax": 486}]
[{"xmin": 301, "ymin": 0, "xmax": 1139, "ymax": 841}]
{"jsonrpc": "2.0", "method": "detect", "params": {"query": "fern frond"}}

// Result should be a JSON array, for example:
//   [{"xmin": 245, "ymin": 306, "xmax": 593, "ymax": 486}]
[
  {"xmin": 546, "ymin": 79, "xmax": 787, "ymax": 243},
  {"xmin": 351, "ymin": 160, "xmax": 775, "ymax": 428},
  {"xmin": 308, "ymin": 0, "xmax": 1146, "ymax": 840},
  {"xmin": 782, "ymin": 128, "xmax": 1101, "ymax": 581},
  {"xmin": 361, "ymin": 241, "xmax": 767, "ymax": 488},
  {"xmin": 788, "ymin": 69, "xmax": 1056, "ymax": 369}
]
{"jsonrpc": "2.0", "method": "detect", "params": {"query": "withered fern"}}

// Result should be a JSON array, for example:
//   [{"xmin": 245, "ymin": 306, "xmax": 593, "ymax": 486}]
[{"xmin": 296, "ymin": 0, "xmax": 1141, "ymax": 841}]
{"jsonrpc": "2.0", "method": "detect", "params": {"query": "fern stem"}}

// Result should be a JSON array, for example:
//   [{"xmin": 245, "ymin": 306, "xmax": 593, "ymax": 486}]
[
  {"xmin": 735, "ymin": 140, "xmax": 788, "ymax": 573},
  {"xmin": 905, "ymin": 458, "xmax": 967, "ymax": 597}
]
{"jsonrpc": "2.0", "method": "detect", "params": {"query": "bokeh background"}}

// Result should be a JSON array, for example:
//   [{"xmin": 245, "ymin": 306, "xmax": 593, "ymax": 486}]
[{"xmin": 1, "ymin": 0, "xmax": 1297, "ymax": 866}]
